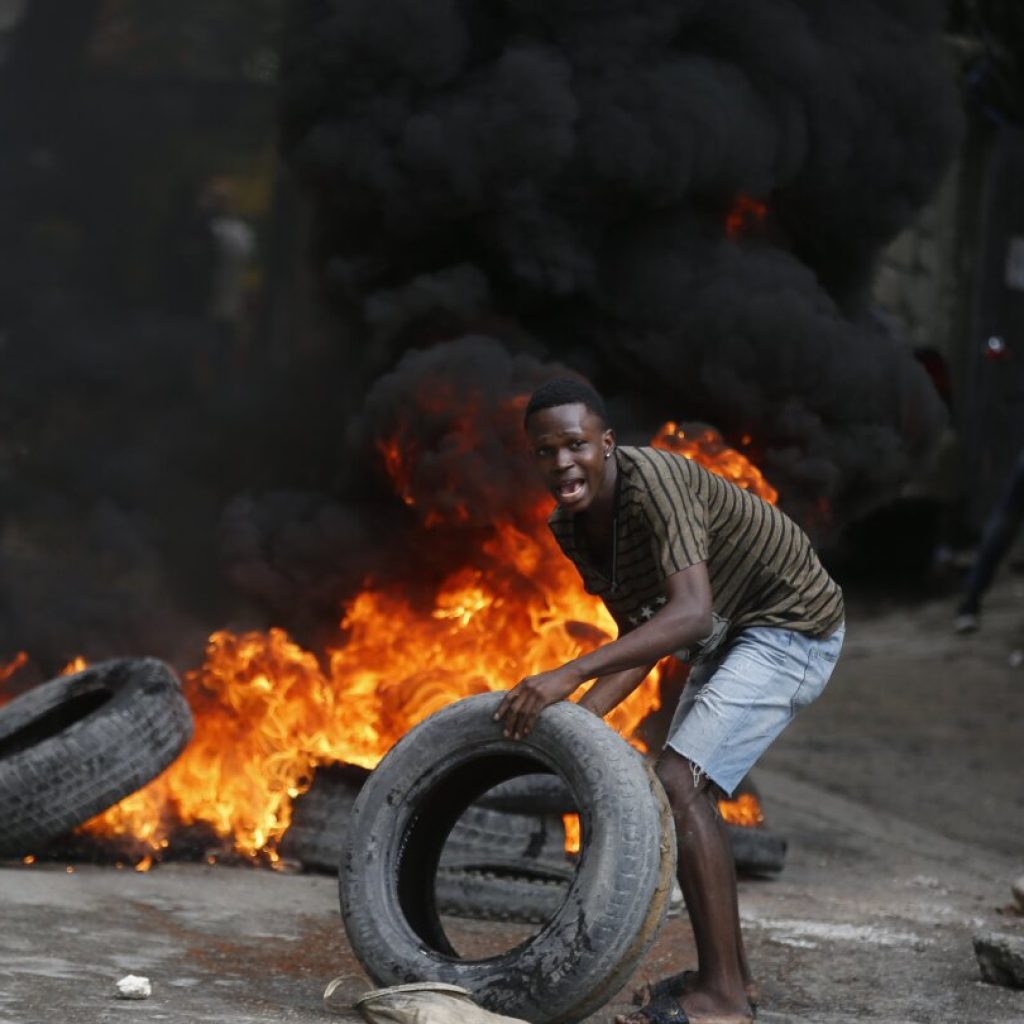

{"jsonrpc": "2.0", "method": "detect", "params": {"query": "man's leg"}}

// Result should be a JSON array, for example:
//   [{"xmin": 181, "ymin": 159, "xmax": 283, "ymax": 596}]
[
  {"xmin": 710, "ymin": 805, "xmax": 754, "ymax": 993},
  {"xmin": 617, "ymin": 749, "xmax": 751, "ymax": 1021}
]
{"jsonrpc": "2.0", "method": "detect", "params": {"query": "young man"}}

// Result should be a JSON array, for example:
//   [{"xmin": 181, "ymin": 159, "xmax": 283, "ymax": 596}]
[{"xmin": 495, "ymin": 378, "xmax": 845, "ymax": 1024}]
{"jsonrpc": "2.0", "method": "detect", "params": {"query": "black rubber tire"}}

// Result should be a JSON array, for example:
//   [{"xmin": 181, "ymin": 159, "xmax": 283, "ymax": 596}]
[
  {"xmin": 279, "ymin": 763, "xmax": 367, "ymax": 872},
  {"xmin": 0, "ymin": 658, "xmax": 193, "ymax": 858},
  {"xmin": 435, "ymin": 865, "xmax": 571, "ymax": 924},
  {"xmin": 443, "ymin": 806, "xmax": 569, "ymax": 871},
  {"xmin": 727, "ymin": 824, "xmax": 788, "ymax": 876},
  {"xmin": 282, "ymin": 764, "xmax": 571, "ymax": 878},
  {"xmin": 480, "ymin": 770, "xmax": 789, "ymax": 876},
  {"xmin": 477, "ymin": 773, "xmax": 578, "ymax": 815},
  {"xmin": 340, "ymin": 691, "xmax": 676, "ymax": 1024}
]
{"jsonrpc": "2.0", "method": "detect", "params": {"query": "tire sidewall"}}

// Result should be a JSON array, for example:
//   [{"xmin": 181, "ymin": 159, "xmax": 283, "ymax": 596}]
[{"xmin": 341, "ymin": 692, "xmax": 674, "ymax": 1024}]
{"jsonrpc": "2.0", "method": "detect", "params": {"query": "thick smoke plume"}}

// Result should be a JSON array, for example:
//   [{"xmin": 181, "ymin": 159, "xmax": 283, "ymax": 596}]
[
  {"xmin": 280, "ymin": 0, "xmax": 962, "ymax": 524},
  {"xmin": 1, "ymin": 1, "xmax": 963, "ymax": 670}
]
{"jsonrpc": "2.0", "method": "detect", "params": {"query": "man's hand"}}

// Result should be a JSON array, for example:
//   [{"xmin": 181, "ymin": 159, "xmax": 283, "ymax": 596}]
[{"xmin": 494, "ymin": 665, "xmax": 581, "ymax": 739}]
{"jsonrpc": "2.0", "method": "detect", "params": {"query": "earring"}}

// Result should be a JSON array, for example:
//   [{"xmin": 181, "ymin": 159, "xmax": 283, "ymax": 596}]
[{"xmin": 604, "ymin": 452, "xmax": 611, "ymax": 460}]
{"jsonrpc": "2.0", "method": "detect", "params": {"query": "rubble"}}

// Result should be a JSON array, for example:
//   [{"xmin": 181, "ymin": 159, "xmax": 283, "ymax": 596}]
[
  {"xmin": 973, "ymin": 932, "xmax": 1024, "ymax": 989},
  {"xmin": 114, "ymin": 974, "xmax": 152, "ymax": 1000}
]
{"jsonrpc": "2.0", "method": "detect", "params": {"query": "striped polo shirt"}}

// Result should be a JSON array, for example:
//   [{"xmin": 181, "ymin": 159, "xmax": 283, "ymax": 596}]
[{"xmin": 548, "ymin": 445, "xmax": 844, "ymax": 661}]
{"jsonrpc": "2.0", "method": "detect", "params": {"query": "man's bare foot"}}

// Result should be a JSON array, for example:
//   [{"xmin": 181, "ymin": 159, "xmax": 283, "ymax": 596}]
[
  {"xmin": 632, "ymin": 970, "xmax": 761, "ymax": 1010},
  {"xmin": 615, "ymin": 990, "xmax": 753, "ymax": 1024}
]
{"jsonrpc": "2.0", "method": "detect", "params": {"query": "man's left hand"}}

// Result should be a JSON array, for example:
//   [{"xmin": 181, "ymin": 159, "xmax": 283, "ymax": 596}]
[{"xmin": 494, "ymin": 665, "xmax": 581, "ymax": 739}]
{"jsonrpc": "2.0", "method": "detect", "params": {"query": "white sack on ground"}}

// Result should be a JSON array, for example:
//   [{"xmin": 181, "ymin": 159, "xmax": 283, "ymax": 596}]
[{"xmin": 351, "ymin": 983, "xmax": 529, "ymax": 1024}]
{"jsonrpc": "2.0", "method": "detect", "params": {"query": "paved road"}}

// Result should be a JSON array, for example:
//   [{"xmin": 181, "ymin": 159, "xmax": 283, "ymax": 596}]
[{"xmin": 2, "ymin": 575, "xmax": 1023, "ymax": 1024}]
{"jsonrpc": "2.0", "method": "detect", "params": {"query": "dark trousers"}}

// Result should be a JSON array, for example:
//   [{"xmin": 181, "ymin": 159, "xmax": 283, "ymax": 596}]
[{"xmin": 960, "ymin": 448, "xmax": 1024, "ymax": 613}]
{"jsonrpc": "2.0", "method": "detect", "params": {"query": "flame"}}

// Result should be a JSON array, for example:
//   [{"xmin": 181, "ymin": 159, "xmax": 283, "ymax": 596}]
[
  {"xmin": 0, "ymin": 651, "xmax": 29, "ymax": 707},
  {"xmin": 563, "ymin": 813, "xmax": 580, "ymax": 856},
  {"xmin": 60, "ymin": 656, "xmax": 89, "ymax": 676},
  {"xmin": 725, "ymin": 194, "xmax": 769, "ymax": 239},
  {"xmin": 652, "ymin": 422, "xmax": 777, "ymax": 505},
  {"xmin": 1, "ymin": 651, "xmax": 28, "ymax": 684},
  {"xmin": 717, "ymin": 792, "xmax": 765, "ymax": 827},
  {"xmin": 81, "ymin": 517, "xmax": 666, "ymax": 863},
  {"xmin": 69, "ymin": 418, "xmax": 777, "ymax": 865}
]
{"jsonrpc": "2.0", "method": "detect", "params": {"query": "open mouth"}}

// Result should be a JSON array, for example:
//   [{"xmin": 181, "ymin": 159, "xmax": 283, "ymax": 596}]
[{"xmin": 556, "ymin": 479, "xmax": 585, "ymax": 502}]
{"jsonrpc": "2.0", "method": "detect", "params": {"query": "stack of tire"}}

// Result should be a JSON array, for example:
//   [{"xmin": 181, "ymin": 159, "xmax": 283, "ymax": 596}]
[
  {"xmin": 283, "ymin": 764, "xmax": 576, "ymax": 924},
  {"xmin": 283, "ymin": 706, "xmax": 786, "ymax": 924},
  {"xmin": 338, "ymin": 692, "xmax": 677, "ymax": 1024}
]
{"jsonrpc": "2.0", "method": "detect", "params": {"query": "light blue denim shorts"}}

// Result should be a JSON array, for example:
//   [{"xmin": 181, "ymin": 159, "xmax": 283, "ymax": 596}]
[{"xmin": 664, "ymin": 622, "xmax": 845, "ymax": 796}]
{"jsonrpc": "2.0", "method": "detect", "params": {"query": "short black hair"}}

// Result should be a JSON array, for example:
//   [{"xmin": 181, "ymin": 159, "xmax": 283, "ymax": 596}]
[{"xmin": 524, "ymin": 377, "xmax": 608, "ymax": 427}]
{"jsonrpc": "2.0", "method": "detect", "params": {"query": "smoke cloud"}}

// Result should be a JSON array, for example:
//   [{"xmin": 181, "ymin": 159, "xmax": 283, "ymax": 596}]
[
  {"xmin": 1, "ymin": 0, "xmax": 963, "ymax": 668},
  {"xmin": 281, "ymin": 0, "xmax": 962, "ymax": 524}
]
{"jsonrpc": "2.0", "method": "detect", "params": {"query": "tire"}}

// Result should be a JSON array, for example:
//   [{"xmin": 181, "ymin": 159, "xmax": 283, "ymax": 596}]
[
  {"xmin": 435, "ymin": 865, "xmax": 571, "ymax": 924},
  {"xmin": 480, "ymin": 771, "xmax": 789, "ymax": 876},
  {"xmin": 477, "ymin": 773, "xmax": 578, "ymax": 815},
  {"xmin": 443, "ymin": 806, "xmax": 570, "ymax": 873},
  {"xmin": 727, "ymin": 824, "xmax": 787, "ymax": 876},
  {"xmin": 0, "ymin": 658, "xmax": 193, "ymax": 858},
  {"xmin": 282, "ymin": 765, "xmax": 570, "ymax": 878},
  {"xmin": 340, "ymin": 692, "xmax": 676, "ymax": 1024},
  {"xmin": 279, "ymin": 763, "xmax": 368, "ymax": 872}
]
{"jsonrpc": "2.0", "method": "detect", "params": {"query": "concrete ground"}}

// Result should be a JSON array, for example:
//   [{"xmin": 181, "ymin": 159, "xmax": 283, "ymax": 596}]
[{"xmin": 2, "ymin": 571, "xmax": 1024, "ymax": 1024}]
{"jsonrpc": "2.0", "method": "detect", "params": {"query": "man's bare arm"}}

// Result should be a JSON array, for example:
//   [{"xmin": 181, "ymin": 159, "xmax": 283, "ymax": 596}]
[
  {"xmin": 495, "ymin": 562, "xmax": 712, "ymax": 738},
  {"xmin": 577, "ymin": 663, "xmax": 657, "ymax": 718}
]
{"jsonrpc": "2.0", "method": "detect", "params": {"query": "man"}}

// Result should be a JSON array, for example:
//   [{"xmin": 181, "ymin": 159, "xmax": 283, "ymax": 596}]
[{"xmin": 496, "ymin": 378, "xmax": 844, "ymax": 1024}]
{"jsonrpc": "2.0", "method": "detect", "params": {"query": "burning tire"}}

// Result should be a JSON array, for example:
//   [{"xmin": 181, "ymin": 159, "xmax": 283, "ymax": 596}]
[
  {"xmin": 435, "ymin": 863, "xmax": 572, "ymax": 924},
  {"xmin": 480, "ymin": 771, "xmax": 788, "ymax": 876},
  {"xmin": 340, "ymin": 691, "xmax": 675, "ymax": 1024},
  {"xmin": 0, "ymin": 658, "xmax": 193, "ymax": 858}
]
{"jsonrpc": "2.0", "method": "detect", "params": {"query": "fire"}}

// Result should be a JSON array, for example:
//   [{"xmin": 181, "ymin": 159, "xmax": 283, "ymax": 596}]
[
  {"xmin": 1, "ymin": 651, "xmax": 28, "ymax": 683},
  {"xmin": 725, "ymin": 194, "xmax": 769, "ymax": 239},
  {"xmin": 563, "ymin": 813, "xmax": 580, "ymax": 856},
  {"xmin": 652, "ymin": 422, "xmax": 778, "ymax": 505},
  {"xmin": 0, "ymin": 652, "xmax": 28, "ymax": 707},
  {"xmin": 717, "ymin": 792, "xmax": 765, "ymax": 828},
  {"xmin": 36, "ymin": 417, "xmax": 776, "ymax": 866},
  {"xmin": 60, "ymin": 656, "xmax": 89, "ymax": 676},
  {"xmin": 81, "ymin": 515, "xmax": 667, "ymax": 863}
]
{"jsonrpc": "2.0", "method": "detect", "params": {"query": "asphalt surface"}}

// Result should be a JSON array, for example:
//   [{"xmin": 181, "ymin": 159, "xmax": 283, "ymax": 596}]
[{"xmin": 2, "ymin": 571, "xmax": 1023, "ymax": 1024}]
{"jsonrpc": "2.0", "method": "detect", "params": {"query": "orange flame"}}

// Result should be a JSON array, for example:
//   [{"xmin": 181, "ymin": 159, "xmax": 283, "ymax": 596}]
[
  {"xmin": 652, "ymin": 422, "xmax": 778, "ymax": 504},
  {"xmin": 717, "ymin": 792, "xmax": 765, "ymax": 827},
  {"xmin": 60, "ymin": 656, "xmax": 89, "ymax": 676},
  {"xmin": 1, "ymin": 651, "xmax": 28, "ymax": 683},
  {"xmin": 0, "ymin": 651, "xmax": 29, "ymax": 707},
  {"xmin": 725, "ymin": 194, "xmax": 769, "ymax": 239},
  {"xmin": 563, "ymin": 813, "xmax": 580, "ymax": 856},
  {"xmin": 74, "ymin": 419, "xmax": 776, "ymax": 864}
]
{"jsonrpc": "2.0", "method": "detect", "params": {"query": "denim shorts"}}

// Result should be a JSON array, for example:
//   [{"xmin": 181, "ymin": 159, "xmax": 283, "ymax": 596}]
[{"xmin": 664, "ymin": 622, "xmax": 845, "ymax": 796}]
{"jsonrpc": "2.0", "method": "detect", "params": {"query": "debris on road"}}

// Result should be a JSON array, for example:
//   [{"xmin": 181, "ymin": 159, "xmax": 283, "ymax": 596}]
[
  {"xmin": 354, "ymin": 983, "xmax": 530, "ymax": 1024},
  {"xmin": 115, "ymin": 974, "xmax": 152, "ymax": 999},
  {"xmin": 973, "ymin": 931, "xmax": 1024, "ymax": 989}
]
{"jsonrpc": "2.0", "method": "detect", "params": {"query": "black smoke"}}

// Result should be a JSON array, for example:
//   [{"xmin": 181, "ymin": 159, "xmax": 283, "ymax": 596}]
[
  {"xmin": 0, "ymin": 1, "xmax": 964, "ymax": 670},
  {"xmin": 280, "ymin": 0, "xmax": 962, "ymax": 524}
]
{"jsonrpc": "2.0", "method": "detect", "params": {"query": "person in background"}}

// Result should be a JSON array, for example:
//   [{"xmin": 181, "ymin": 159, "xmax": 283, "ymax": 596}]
[
  {"xmin": 190, "ymin": 177, "xmax": 257, "ymax": 402},
  {"xmin": 953, "ymin": 447, "xmax": 1024, "ymax": 633}
]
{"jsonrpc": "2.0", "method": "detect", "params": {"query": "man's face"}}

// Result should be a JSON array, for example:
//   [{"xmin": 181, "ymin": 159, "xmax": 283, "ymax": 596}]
[{"xmin": 525, "ymin": 402, "xmax": 615, "ymax": 513}]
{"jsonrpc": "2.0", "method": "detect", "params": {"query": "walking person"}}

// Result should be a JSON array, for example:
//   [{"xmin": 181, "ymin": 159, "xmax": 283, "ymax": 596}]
[
  {"xmin": 496, "ymin": 377, "xmax": 845, "ymax": 1024},
  {"xmin": 953, "ymin": 446, "xmax": 1024, "ymax": 633}
]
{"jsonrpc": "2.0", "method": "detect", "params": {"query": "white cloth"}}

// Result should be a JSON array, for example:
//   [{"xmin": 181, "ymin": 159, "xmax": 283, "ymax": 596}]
[{"xmin": 326, "ymin": 981, "xmax": 529, "ymax": 1024}]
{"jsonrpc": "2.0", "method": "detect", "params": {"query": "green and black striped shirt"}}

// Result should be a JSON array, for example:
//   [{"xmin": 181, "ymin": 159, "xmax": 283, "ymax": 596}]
[{"xmin": 548, "ymin": 446, "xmax": 844, "ymax": 660}]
